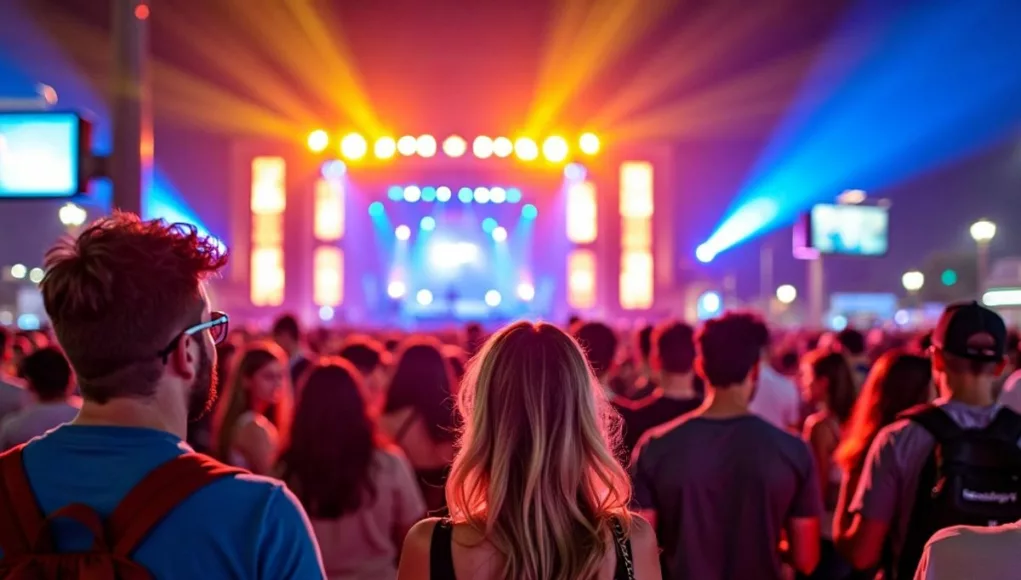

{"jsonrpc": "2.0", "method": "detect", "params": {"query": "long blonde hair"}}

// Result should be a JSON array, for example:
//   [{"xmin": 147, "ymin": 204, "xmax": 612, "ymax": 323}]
[{"xmin": 446, "ymin": 321, "xmax": 631, "ymax": 580}]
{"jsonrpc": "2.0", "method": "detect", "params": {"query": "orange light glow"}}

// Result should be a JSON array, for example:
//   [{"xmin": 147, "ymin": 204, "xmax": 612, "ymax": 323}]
[
  {"xmin": 374, "ymin": 137, "xmax": 396, "ymax": 159},
  {"xmin": 542, "ymin": 136, "xmax": 569, "ymax": 163},
  {"xmin": 397, "ymin": 135, "xmax": 417, "ymax": 156},
  {"xmin": 567, "ymin": 250, "xmax": 597, "ymax": 309},
  {"xmin": 314, "ymin": 178, "xmax": 344, "ymax": 241},
  {"xmin": 473, "ymin": 136, "xmax": 494, "ymax": 159},
  {"xmin": 443, "ymin": 135, "xmax": 467, "ymax": 158},
  {"xmin": 579, "ymin": 133, "xmax": 600, "ymax": 155},
  {"xmin": 251, "ymin": 248, "xmax": 285, "ymax": 307},
  {"xmin": 514, "ymin": 137, "xmax": 539, "ymax": 161},
  {"xmin": 306, "ymin": 130, "xmax": 329, "ymax": 153},
  {"xmin": 135, "ymin": 4, "xmax": 150, "ymax": 20},
  {"xmin": 620, "ymin": 251, "xmax": 654, "ymax": 310},
  {"xmin": 566, "ymin": 181, "xmax": 597, "ymax": 244},
  {"xmin": 340, "ymin": 133, "xmax": 367, "ymax": 160},
  {"xmin": 250, "ymin": 156, "xmax": 286, "ymax": 307},
  {"xmin": 416, "ymin": 135, "xmax": 437, "ymax": 158},
  {"xmin": 313, "ymin": 246, "xmax": 344, "ymax": 307},
  {"xmin": 493, "ymin": 137, "xmax": 513, "ymax": 158},
  {"xmin": 251, "ymin": 157, "xmax": 286, "ymax": 215},
  {"xmin": 619, "ymin": 161, "xmax": 654, "ymax": 310}
]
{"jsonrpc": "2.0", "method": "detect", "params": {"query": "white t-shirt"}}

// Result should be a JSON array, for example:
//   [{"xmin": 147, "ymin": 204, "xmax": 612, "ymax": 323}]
[
  {"xmin": 749, "ymin": 364, "xmax": 801, "ymax": 431},
  {"xmin": 0, "ymin": 399, "xmax": 80, "ymax": 450},
  {"xmin": 914, "ymin": 520, "xmax": 1021, "ymax": 580}
]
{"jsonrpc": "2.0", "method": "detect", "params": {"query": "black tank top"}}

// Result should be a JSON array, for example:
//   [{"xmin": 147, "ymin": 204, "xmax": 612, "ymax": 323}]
[{"xmin": 428, "ymin": 518, "xmax": 634, "ymax": 579}]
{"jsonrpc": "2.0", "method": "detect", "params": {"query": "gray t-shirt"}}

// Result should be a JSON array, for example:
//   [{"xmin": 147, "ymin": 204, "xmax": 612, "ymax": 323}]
[
  {"xmin": 631, "ymin": 414, "xmax": 822, "ymax": 580},
  {"xmin": 849, "ymin": 399, "xmax": 1016, "ymax": 571}
]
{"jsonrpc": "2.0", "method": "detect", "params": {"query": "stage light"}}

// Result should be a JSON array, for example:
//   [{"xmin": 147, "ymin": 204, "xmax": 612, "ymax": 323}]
[
  {"xmin": 698, "ymin": 291, "xmax": 722, "ymax": 318},
  {"xmin": 421, "ymin": 186, "xmax": 437, "ymax": 202},
  {"xmin": 417, "ymin": 289, "xmax": 434, "ymax": 306},
  {"xmin": 579, "ymin": 133, "xmax": 600, "ymax": 155},
  {"xmin": 517, "ymin": 282, "xmax": 535, "ymax": 301},
  {"xmin": 695, "ymin": 244, "xmax": 716, "ymax": 264},
  {"xmin": 397, "ymin": 135, "xmax": 417, "ymax": 156},
  {"xmin": 492, "ymin": 226, "xmax": 507, "ymax": 242},
  {"xmin": 58, "ymin": 203, "xmax": 87, "ymax": 227},
  {"xmin": 436, "ymin": 186, "xmax": 452, "ymax": 202},
  {"xmin": 340, "ymin": 133, "xmax": 367, "ymax": 160},
  {"xmin": 10, "ymin": 264, "xmax": 26, "ymax": 280},
  {"xmin": 506, "ymin": 188, "xmax": 523, "ymax": 203},
  {"xmin": 493, "ymin": 137, "xmax": 513, "ymax": 158},
  {"xmin": 395, "ymin": 225, "xmax": 411, "ymax": 240},
  {"xmin": 403, "ymin": 186, "xmax": 422, "ymax": 202},
  {"xmin": 368, "ymin": 202, "xmax": 385, "ymax": 217},
  {"xmin": 420, "ymin": 216, "xmax": 436, "ymax": 231},
  {"xmin": 473, "ymin": 136, "xmax": 494, "ymax": 159},
  {"xmin": 514, "ymin": 138, "xmax": 538, "ymax": 161},
  {"xmin": 473, "ymin": 187, "xmax": 491, "ymax": 204},
  {"xmin": 374, "ymin": 137, "xmax": 397, "ymax": 159},
  {"xmin": 29, "ymin": 268, "xmax": 44, "ymax": 284},
  {"xmin": 542, "ymin": 136, "xmax": 569, "ymax": 163},
  {"xmin": 431, "ymin": 242, "xmax": 480, "ymax": 268},
  {"xmin": 307, "ymin": 130, "xmax": 329, "ymax": 153},
  {"xmin": 564, "ymin": 163, "xmax": 586, "ymax": 181},
  {"xmin": 319, "ymin": 306, "xmax": 335, "ymax": 321},
  {"xmin": 522, "ymin": 204, "xmax": 538, "ymax": 219},
  {"xmin": 481, "ymin": 217, "xmax": 498, "ymax": 233},
  {"xmin": 387, "ymin": 280, "xmax": 407, "ymax": 299},
  {"xmin": 485, "ymin": 290, "xmax": 502, "ymax": 307},
  {"xmin": 443, "ymin": 135, "xmax": 467, "ymax": 158},
  {"xmin": 490, "ymin": 187, "xmax": 507, "ymax": 204},
  {"xmin": 388, "ymin": 186, "xmax": 404, "ymax": 201},
  {"xmin": 417, "ymin": 135, "xmax": 437, "ymax": 158},
  {"xmin": 776, "ymin": 284, "xmax": 798, "ymax": 305},
  {"xmin": 321, "ymin": 160, "xmax": 346, "ymax": 179},
  {"xmin": 458, "ymin": 187, "xmax": 473, "ymax": 203}
]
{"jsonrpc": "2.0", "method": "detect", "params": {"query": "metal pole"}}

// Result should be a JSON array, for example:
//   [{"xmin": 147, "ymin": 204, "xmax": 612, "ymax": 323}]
[
  {"xmin": 977, "ymin": 241, "xmax": 990, "ymax": 299},
  {"xmin": 110, "ymin": 0, "xmax": 151, "ymax": 216},
  {"xmin": 808, "ymin": 256, "xmax": 825, "ymax": 328}
]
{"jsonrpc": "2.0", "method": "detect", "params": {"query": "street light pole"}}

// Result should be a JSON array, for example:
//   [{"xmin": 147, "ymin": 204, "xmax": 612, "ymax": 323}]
[
  {"xmin": 110, "ymin": 0, "xmax": 152, "ymax": 216},
  {"xmin": 970, "ymin": 220, "xmax": 996, "ymax": 298}
]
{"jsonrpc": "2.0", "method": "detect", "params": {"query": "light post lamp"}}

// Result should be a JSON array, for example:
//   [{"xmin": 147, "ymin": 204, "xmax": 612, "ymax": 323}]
[
  {"xmin": 902, "ymin": 271, "xmax": 925, "ymax": 295},
  {"xmin": 970, "ymin": 219, "xmax": 996, "ymax": 295},
  {"xmin": 59, "ymin": 202, "xmax": 88, "ymax": 234},
  {"xmin": 776, "ymin": 284, "xmax": 797, "ymax": 305}
]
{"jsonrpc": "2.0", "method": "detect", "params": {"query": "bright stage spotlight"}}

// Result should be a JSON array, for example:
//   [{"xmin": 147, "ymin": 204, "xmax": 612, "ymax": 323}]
[
  {"xmin": 458, "ymin": 187, "xmax": 473, "ymax": 203},
  {"xmin": 368, "ymin": 202, "xmax": 385, "ymax": 217},
  {"xmin": 484, "ymin": 290, "xmax": 502, "ymax": 307},
  {"xmin": 564, "ymin": 163, "xmax": 586, "ymax": 181},
  {"xmin": 506, "ymin": 188, "xmax": 523, "ymax": 203},
  {"xmin": 473, "ymin": 136, "xmax": 494, "ymax": 159},
  {"xmin": 403, "ymin": 186, "xmax": 422, "ymax": 202},
  {"xmin": 388, "ymin": 186, "xmax": 403, "ymax": 200},
  {"xmin": 481, "ymin": 217, "xmax": 498, "ymax": 233},
  {"xmin": 421, "ymin": 186, "xmax": 437, "ymax": 202},
  {"xmin": 431, "ymin": 242, "xmax": 479, "ymax": 268},
  {"xmin": 307, "ymin": 130, "xmax": 329, "ymax": 153},
  {"xmin": 436, "ymin": 186, "xmax": 452, "ymax": 202},
  {"xmin": 542, "ymin": 136, "xmax": 569, "ymax": 163},
  {"xmin": 321, "ymin": 160, "xmax": 346, "ymax": 179},
  {"xmin": 491, "ymin": 226, "xmax": 507, "ymax": 242},
  {"xmin": 517, "ymin": 282, "xmax": 535, "ymax": 301},
  {"xmin": 416, "ymin": 289, "xmax": 434, "ymax": 306},
  {"xmin": 319, "ymin": 306, "xmax": 335, "ymax": 321},
  {"xmin": 340, "ymin": 133, "xmax": 367, "ymax": 160},
  {"xmin": 397, "ymin": 135, "xmax": 417, "ymax": 156},
  {"xmin": 443, "ymin": 135, "xmax": 467, "ymax": 158},
  {"xmin": 522, "ymin": 204, "xmax": 538, "ymax": 219},
  {"xmin": 417, "ymin": 135, "xmax": 437, "ymax": 158},
  {"xmin": 374, "ymin": 137, "xmax": 397, "ymax": 159},
  {"xmin": 579, "ymin": 133, "xmax": 600, "ymax": 155},
  {"xmin": 698, "ymin": 291, "xmax": 722, "ymax": 319},
  {"xmin": 514, "ymin": 138, "xmax": 539, "ymax": 161},
  {"xmin": 395, "ymin": 225, "xmax": 411, "ymax": 240},
  {"xmin": 695, "ymin": 244, "xmax": 716, "ymax": 264},
  {"xmin": 493, "ymin": 137, "xmax": 513, "ymax": 158},
  {"xmin": 420, "ymin": 216, "xmax": 436, "ymax": 231},
  {"xmin": 473, "ymin": 187, "xmax": 491, "ymax": 203},
  {"xmin": 387, "ymin": 281, "xmax": 407, "ymax": 299},
  {"xmin": 490, "ymin": 187, "xmax": 507, "ymax": 204}
]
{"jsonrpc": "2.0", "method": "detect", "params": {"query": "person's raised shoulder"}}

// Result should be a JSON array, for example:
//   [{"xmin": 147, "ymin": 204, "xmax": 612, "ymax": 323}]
[
  {"xmin": 627, "ymin": 512, "xmax": 656, "ymax": 543},
  {"xmin": 400, "ymin": 517, "xmax": 442, "ymax": 565}
]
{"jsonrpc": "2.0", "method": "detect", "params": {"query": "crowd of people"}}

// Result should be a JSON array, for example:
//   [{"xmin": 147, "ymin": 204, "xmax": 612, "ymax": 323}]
[{"xmin": 1, "ymin": 213, "xmax": 1020, "ymax": 580}]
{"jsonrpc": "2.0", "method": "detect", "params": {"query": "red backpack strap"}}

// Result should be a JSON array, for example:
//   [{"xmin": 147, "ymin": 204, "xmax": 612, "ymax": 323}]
[
  {"xmin": 0, "ymin": 445, "xmax": 48, "ymax": 555},
  {"xmin": 106, "ymin": 453, "xmax": 246, "ymax": 557}
]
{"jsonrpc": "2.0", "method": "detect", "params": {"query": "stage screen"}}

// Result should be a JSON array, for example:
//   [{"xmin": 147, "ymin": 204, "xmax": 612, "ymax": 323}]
[
  {"xmin": 0, "ymin": 112, "xmax": 86, "ymax": 198},
  {"xmin": 810, "ymin": 204, "xmax": 889, "ymax": 257}
]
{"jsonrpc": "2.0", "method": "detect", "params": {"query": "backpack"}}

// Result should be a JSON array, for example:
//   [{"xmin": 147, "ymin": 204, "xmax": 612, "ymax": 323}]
[
  {"xmin": 893, "ymin": 404, "xmax": 1021, "ymax": 579},
  {"xmin": 0, "ymin": 446, "xmax": 245, "ymax": 579}
]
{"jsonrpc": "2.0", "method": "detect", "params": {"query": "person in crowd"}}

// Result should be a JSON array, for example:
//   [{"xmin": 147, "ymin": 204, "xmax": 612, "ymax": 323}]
[
  {"xmin": 748, "ymin": 318, "xmax": 802, "ymax": 432},
  {"xmin": 575, "ymin": 321, "xmax": 624, "ymax": 399},
  {"xmin": 0, "ymin": 346, "xmax": 80, "ymax": 449},
  {"xmin": 380, "ymin": 337, "xmax": 457, "ymax": 513},
  {"xmin": 463, "ymin": 322, "xmax": 486, "ymax": 357},
  {"xmin": 836, "ymin": 328, "xmax": 870, "ymax": 388},
  {"xmin": 279, "ymin": 358, "xmax": 425, "ymax": 580},
  {"xmin": 441, "ymin": 344, "xmax": 467, "ymax": 384},
  {"xmin": 995, "ymin": 331, "xmax": 1021, "ymax": 410},
  {"xmin": 832, "ymin": 349, "xmax": 933, "ymax": 549},
  {"xmin": 779, "ymin": 350, "xmax": 801, "ymax": 379},
  {"xmin": 398, "ymin": 321, "xmax": 660, "ymax": 580},
  {"xmin": 615, "ymin": 321, "xmax": 702, "ymax": 460},
  {"xmin": 913, "ymin": 514, "xmax": 1021, "ymax": 579},
  {"xmin": 628, "ymin": 324, "xmax": 658, "ymax": 399},
  {"xmin": 213, "ymin": 341, "xmax": 292, "ymax": 475},
  {"xmin": 632, "ymin": 311, "xmax": 821, "ymax": 580},
  {"xmin": 799, "ymin": 349, "xmax": 858, "ymax": 579},
  {"xmin": 187, "ymin": 340, "xmax": 238, "ymax": 454},
  {"xmin": 0, "ymin": 214, "xmax": 323, "ymax": 577},
  {"xmin": 836, "ymin": 302, "xmax": 1016, "ymax": 579},
  {"xmin": 338, "ymin": 335, "xmax": 392, "ymax": 415},
  {"xmin": 0, "ymin": 327, "xmax": 25, "ymax": 422},
  {"xmin": 273, "ymin": 313, "xmax": 312, "ymax": 386}
]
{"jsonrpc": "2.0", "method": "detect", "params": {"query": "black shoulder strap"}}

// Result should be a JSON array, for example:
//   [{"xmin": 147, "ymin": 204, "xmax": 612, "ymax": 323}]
[
  {"xmin": 901, "ymin": 405, "xmax": 963, "ymax": 443},
  {"xmin": 429, "ymin": 519, "xmax": 456, "ymax": 580},
  {"xmin": 611, "ymin": 517, "xmax": 635, "ymax": 580},
  {"xmin": 984, "ymin": 407, "xmax": 1021, "ymax": 443}
]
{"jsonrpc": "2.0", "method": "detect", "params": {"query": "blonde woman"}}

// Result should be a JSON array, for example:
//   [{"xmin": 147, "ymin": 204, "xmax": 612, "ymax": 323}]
[
  {"xmin": 212, "ymin": 341, "xmax": 292, "ymax": 475},
  {"xmin": 398, "ymin": 322, "xmax": 660, "ymax": 580}
]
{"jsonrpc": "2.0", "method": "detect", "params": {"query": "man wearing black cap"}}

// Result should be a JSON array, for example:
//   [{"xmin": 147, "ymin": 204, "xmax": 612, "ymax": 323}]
[{"xmin": 836, "ymin": 302, "xmax": 1021, "ymax": 579}]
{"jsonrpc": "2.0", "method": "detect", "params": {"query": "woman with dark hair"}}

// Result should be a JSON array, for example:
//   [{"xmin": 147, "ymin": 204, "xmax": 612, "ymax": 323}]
[
  {"xmin": 279, "ymin": 358, "xmax": 424, "ymax": 580},
  {"xmin": 833, "ymin": 350, "xmax": 933, "ymax": 539},
  {"xmin": 799, "ymin": 349, "xmax": 859, "ymax": 579},
  {"xmin": 380, "ymin": 337, "xmax": 457, "ymax": 513}
]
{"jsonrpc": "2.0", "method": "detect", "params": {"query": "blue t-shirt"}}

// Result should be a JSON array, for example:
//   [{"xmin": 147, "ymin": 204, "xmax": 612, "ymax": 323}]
[{"xmin": 1, "ymin": 425, "xmax": 325, "ymax": 579}]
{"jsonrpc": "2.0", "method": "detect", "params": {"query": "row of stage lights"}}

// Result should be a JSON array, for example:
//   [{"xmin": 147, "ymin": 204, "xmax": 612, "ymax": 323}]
[
  {"xmin": 386, "ymin": 216, "xmax": 521, "ymax": 241},
  {"xmin": 368, "ymin": 201, "xmax": 538, "ymax": 222},
  {"xmin": 307, "ymin": 131, "xmax": 601, "ymax": 163},
  {"xmin": 387, "ymin": 285, "xmax": 535, "ymax": 306},
  {"xmin": 385, "ymin": 185, "xmax": 524, "ymax": 204}
]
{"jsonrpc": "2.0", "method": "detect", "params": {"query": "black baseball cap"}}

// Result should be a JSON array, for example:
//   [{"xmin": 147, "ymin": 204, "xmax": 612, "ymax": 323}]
[{"xmin": 932, "ymin": 301, "xmax": 1007, "ymax": 362}]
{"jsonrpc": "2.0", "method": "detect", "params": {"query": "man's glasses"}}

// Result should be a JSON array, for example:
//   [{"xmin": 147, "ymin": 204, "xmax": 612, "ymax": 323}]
[{"xmin": 157, "ymin": 311, "xmax": 230, "ymax": 363}]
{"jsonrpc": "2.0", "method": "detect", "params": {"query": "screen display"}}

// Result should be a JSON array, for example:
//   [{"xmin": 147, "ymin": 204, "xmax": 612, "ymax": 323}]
[
  {"xmin": 810, "ymin": 204, "xmax": 889, "ymax": 256},
  {"xmin": 0, "ymin": 112, "xmax": 83, "ymax": 197}
]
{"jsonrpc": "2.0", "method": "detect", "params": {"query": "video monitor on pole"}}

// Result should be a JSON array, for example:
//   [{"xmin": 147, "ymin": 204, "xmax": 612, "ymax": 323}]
[{"xmin": 0, "ymin": 111, "xmax": 91, "ymax": 198}]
